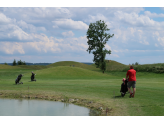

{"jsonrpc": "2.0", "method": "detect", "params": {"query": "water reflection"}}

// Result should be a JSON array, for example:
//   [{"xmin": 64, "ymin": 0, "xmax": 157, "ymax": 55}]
[
  {"xmin": 0, "ymin": 98, "xmax": 100, "ymax": 116},
  {"xmin": 64, "ymin": 102, "xmax": 69, "ymax": 107}
]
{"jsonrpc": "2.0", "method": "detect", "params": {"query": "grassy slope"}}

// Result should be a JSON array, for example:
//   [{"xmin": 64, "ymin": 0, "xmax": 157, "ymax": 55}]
[
  {"xmin": 91, "ymin": 60, "xmax": 128, "ymax": 71},
  {"xmin": 49, "ymin": 61, "xmax": 100, "ymax": 71},
  {"xmin": 0, "ymin": 64, "xmax": 21, "ymax": 69},
  {"xmin": 0, "ymin": 64, "xmax": 50, "ymax": 70},
  {"xmin": 28, "ymin": 66, "xmax": 111, "ymax": 79},
  {"xmin": 0, "ymin": 62, "xmax": 164, "ymax": 116}
]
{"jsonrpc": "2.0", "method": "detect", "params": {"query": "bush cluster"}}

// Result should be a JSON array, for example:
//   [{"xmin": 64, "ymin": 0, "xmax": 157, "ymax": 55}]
[
  {"xmin": 122, "ymin": 64, "xmax": 164, "ymax": 74},
  {"xmin": 95, "ymin": 60, "xmax": 164, "ymax": 74}
]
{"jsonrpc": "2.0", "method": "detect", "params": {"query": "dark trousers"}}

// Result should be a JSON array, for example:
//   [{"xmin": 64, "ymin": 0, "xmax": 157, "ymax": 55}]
[
  {"xmin": 31, "ymin": 76, "xmax": 35, "ymax": 81},
  {"xmin": 15, "ymin": 78, "xmax": 21, "ymax": 84}
]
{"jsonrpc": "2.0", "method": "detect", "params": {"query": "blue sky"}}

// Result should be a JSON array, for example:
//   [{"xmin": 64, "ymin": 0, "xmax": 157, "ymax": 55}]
[{"xmin": 1, "ymin": 1, "xmax": 164, "ymax": 65}]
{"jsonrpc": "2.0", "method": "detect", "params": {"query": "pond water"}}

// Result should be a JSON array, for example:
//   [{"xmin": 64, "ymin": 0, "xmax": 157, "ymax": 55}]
[{"xmin": 0, "ymin": 98, "xmax": 99, "ymax": 116}]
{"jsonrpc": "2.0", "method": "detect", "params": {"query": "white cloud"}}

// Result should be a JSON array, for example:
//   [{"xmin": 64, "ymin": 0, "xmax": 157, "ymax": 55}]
[
  {"xmin": 144, "ymin": 11, "xmax": 164, "ymax": 18},
  {"xmin": 0, "ymin": 13, "xmax": 11, "ymax": 24},
  {"xmin": 113, "ymin": 28, "xmax": 135, "ymax": 42},
  {"xmin": 0, "ymin": 24, "xmax": 32, "ymax": 40},
  {"xmin": 153, "ymin": 31, "xmax": 159, "ymax": 37},
  {"xmin": 85, "ymin": 14, "xmax": 108, "ymax": 23},
  {"xmin": 11, "ymin": 27, "xmax": 30, "ymax": 40},
  {"xmin": 52, "ymin": 19, "xmax": 88, "ymax": 30},
  {"xmin": 84, "ymin": 14, "xmax": 113, "ymax": 28},
  {"xmin": 53, "ymin": 25, "xmax": 58, "ymax": 28},
  {"xmin": 3, "ymin": 7, "xmax": 72, "ymax": 19},
  {"xmin": 114, "ymin": 11, "xmax": 158, "ymax": 27},
  {"xmin": 28, "ymin": 33, "xmax": 61, "ymax": 53},
  {"xmin": 0, "ymin": 33, "xmax": 89, "ymax": 55},
  {"xmin": 17, "ymin": 20, "xmax": 46, "ymax": 32},
  {"xmin": 157, "ymin": 37, "xmax": 164, "ymax": 47},
  {"xmin": 160, "ymin": 7, "xmax": 164, "ymax": 10},
  {"xmin": 0, "ymin": 24, "xmax": 32, "ymax": 41},
  {"xmin": 155, "ymin": 43, "xmax": 158, "ymax": 47},
  {"xmin": 113, "ymin": 50, "xmax": 119, "ymax": 53},
  {"xmin": 62, "ymin": 31, "xmax": 74, "ymax": 37},
  {"xmin": 128, "ymin": 27, "xmax": 136, "ymax": 36},
  {"xmin": 111, "ymin": 7, "xmax": 144, "ymax": 14},
  {"xmin": 29, "ymin": 34, "xmax": 88, "ymax": 53},
  {"xmin": 0, "ymin": 13, "xmax": 47, "ymax": 42},
  {"xmin": 0, "ymin": 42, "xmax": 25, "ymax": 54},
  {"xmin": 138, "ymin": 30, "xmax": 143, "ymax": 33},
  {"xmin": 76, "ymin": 43, "xmax": 88, "ymax": 52},
  {"xmin": 17, "ymin": 20, "xmax": 29, "ymax": 29},
  {"xmin": 105, "ymin": 44, "xmax": 112, "ymax": 51},
  {"xmin": 57, "ymin": 36, "xmax": 88, "ymax": 52},
  {"xmin": 111, "ymin": 54, "xmax": 119, "ymax": 57},
  {"xmin": 114, "ymin": 28, "xmax": 122, "ymax": 39},
  {"xmin": 132, "ymin": 50, "xmax": 146, "ymax": 52},
  {"xmin": 0, "ymin": 33, "xmax": 62, "ymax": 54},
  {"xmin": 139, "ymin": 40, "xmax": 149, "ymax": 45},
  {"xmin": 112, "ymin": 49, "xmax": 129, "ymax": 53}
]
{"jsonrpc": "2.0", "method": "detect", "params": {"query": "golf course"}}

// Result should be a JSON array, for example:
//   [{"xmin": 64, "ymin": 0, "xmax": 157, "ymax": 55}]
[{"xmin": 0, "ymin": 60, "xmax": 164, "ymax": 116}]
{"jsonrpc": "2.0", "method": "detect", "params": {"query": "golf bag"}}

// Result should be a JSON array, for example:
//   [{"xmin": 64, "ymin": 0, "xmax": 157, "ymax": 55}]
[
  {"xmin": 120, "ymin": 79, "xmax": 128, "ymax": 97},
  {"xmin": 15, "ymin": 74, "xmax": 23, "ymax": 84},
  {"xmin": 31, "ymin": 72, "xmax": 36, "ymax": 81}
]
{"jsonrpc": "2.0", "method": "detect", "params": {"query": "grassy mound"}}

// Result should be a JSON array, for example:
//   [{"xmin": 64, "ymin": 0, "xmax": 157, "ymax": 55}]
[
  {"xmin": 48, "ymin": 61, "xmax": 99, "ymax": 71},
  {"xmin": 91, "ymin": 60, "xmax": 128, "ymax": 71},
  {"xmin": 49, "ymin": 60, "xmax": 128, "ymax": 73},
  {"xmin": 29, "ymin": 66, "xmax": 111, "ymax": 79}
]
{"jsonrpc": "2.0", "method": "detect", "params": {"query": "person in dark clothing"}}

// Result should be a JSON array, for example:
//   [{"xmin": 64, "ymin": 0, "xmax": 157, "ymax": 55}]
[
  {"xmin": 31, "ymin": 72, "xmax": 36, "ymax": 81},
  {"xmin": 120, "ymin": 78, "xmax": 128, "ymax": 97},
  {"xmin": 15, "ymin": 74, "xmax": 23, "ymax": 84}
]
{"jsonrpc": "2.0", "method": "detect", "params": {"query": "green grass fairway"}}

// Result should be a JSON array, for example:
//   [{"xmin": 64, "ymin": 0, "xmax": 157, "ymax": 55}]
[{"xmin": 0, "ymin": 63, "xmax": 164, "ymax": 116}]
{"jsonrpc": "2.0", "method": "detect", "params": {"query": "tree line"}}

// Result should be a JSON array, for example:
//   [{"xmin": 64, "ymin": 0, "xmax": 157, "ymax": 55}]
[{"xmin": 12, "ymin": 59, "xmax": 26, "ymax": 66}]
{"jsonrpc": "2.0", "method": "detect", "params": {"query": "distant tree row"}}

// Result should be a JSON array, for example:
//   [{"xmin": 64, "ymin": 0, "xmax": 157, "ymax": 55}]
[
  {"xmin": 13, "ymin": 59, "xmax": 26, "ymax": 66},
  {"xmin": 129, "ymin": 62, "xmax": 139, "ymax": 66}
]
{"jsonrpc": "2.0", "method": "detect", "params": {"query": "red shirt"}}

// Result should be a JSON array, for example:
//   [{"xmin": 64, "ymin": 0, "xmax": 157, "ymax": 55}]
[{"xmin": 126, "ymin": 69, "xmax": 136, "ymax": 81}]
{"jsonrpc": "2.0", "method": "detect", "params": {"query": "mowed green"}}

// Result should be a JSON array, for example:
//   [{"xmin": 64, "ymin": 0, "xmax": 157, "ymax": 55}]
[{"xmin": 0, "ymin": 61, "xmax": 164, "ymax": 116}]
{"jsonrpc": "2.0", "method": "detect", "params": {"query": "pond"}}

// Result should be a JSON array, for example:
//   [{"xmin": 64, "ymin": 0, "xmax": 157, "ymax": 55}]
[{"xmin": 0, "ymin": 98, "xmax": 100, "ymax": 116}]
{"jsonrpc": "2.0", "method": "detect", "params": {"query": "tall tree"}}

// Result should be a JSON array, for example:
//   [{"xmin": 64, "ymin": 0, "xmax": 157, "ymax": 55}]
[
  {"xmin": 86, "ymin": 20, "xmax": 114, "ymax": 73},
  {"xmin": 13, "ymin": 59, "xmax": 17, "ymax": 66}
]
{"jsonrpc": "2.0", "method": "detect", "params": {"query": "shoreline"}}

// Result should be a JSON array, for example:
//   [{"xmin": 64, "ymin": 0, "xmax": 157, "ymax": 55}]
[{"xmin": 0, "ymin": 91, "xmax": 112, "ymax": 116}]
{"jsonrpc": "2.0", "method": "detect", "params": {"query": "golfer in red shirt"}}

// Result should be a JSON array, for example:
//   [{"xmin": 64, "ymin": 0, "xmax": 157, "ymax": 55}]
[{"xmin": 126, "ymin": 66, "xmax": 136, "ymax": 98}]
